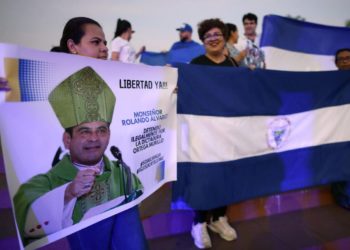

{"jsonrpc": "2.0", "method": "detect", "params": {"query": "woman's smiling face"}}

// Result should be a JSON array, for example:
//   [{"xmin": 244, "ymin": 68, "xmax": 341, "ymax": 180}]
[{"xmin": 203, "ymin": 27, "xmax": 225, "ymax": 56}]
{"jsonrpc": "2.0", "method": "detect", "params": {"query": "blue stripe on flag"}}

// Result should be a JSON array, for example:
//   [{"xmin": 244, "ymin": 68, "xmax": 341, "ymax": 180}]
[
  {"xmin": 260, "ymin": 15, "xmax": 350, "ymax": 55},
  {"xmin": 140, "ymin": 51, "xmax": 168, "ymax": 66},
  {"xmin": 173, "ymin": 141, "xmax": 350, "ymax": 210},
  {"xmin": 177, "ymin": 63, "xmax": 350, "ymax": 117},
  {"xmin": 167, "ymin": 45, "xmax": 205, "ymax": 65}
]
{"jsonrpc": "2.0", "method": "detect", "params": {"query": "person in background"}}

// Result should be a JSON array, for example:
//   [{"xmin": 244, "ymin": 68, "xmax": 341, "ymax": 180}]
[
  {"xmin": 236, "ymin": 13, "xmax": 265, "ymax": 69},
  {"xmin": 170, "ymin": 23, "xmax": 201, "ymax": 50},
  {"xmin": 242, "ymin": 13, "xmax": 260, "ymax": 45},
  {"xmin": 51, "ymin": 17, "xmax": 108, "ymax": 59},
  {"xmin": 167, "ymin": 23, "xmax": 205, "ymax": 65},
  {"xmin": 3, "ymin": 17, "xmax": 108, "ymax": 100},
  {"xmin": 225, "ymin": 23, "xmax": 248, "ymax": 66},
  {"xmin": 191, "ymin": 19, "xmax": 238, "ymax": 67},
  {"xmin": 187, "ymin": 18, "xmax": 238, "ymax": 249},
  {"xmin": 334, "ymin": 48, "xmax": 350, "ymax": 70},
  {"xmin": 110, "ymin": 19, "xmax": 145, "ymax": 63},
  {"xmin": 331, "ymin": 48, "xmax": 350, "ymax": 210},
  {"xmin": 51, "ymin": 17, "xmax": 148, "ymax": 250}
]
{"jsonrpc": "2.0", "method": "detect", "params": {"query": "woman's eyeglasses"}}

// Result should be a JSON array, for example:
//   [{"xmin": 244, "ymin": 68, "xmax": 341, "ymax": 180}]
[{"xmin": 203, "ymin": 32, "xmax": 223, "ymax": 43}]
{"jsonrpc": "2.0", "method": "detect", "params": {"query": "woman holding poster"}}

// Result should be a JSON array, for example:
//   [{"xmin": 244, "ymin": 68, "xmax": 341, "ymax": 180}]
[{"xmin": 35, "ymin": 17, "xmax": 147, "ymax": 250}]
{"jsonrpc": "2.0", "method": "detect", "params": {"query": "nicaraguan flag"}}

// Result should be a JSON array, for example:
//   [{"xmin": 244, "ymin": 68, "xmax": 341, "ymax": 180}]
[
  {"xmin": 167, "ymin": 45, "xmax": 205, "ymax": 65},
  {"xmin": 173, "ymin": 64, "xmax": 350, "ymax": 210},
  {"xmin": 260, "ymin": 15, "xmax": 350, "ymax": 71},
  {"xmin": 140, "ymin": 45, "xmax": 205, "ymax": 66},
  {"xmin": 140, "ymin": 51, "xmax": 168, "ymax": 66}
]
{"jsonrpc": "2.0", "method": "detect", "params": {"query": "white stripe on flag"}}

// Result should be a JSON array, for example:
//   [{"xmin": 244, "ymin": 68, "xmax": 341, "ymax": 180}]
[
  {"xmin": 263, "ymin": 47, "xmax": 337, "ymax": 71},
  {"xmin": 178, "ymin": 104, "xmax": 350, "ymax": 163}
]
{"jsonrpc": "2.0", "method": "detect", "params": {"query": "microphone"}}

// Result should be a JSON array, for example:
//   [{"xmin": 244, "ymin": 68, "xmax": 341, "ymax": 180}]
[
  {"xmin": 110, "ymin": 146, "xmax": 122, "ymax": 161},
  {"xmin": 51, "ymin": 147, "xmax": 63, "ymax": 167},
  {"xmin": 110, "ymin": 146, "xmax": 133, "ymax": 199}
]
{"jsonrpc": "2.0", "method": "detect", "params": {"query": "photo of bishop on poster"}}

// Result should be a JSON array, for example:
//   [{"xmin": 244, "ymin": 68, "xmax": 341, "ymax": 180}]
[
  {"xmin": 13, "ymin": 66, "xmax": 143, "ymax": 245},
  {"xmin": 0, "ymin": 43, "xmax": 177, "ymax": 250}
]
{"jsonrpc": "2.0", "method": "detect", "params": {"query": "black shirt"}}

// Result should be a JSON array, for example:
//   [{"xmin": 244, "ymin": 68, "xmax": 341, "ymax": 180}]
[{"xmin": 190, "ymin": 55, "xmax": 238, "ymax": 67}]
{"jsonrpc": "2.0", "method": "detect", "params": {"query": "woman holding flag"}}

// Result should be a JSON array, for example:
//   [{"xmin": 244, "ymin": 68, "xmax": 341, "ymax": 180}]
[{"xmin": 187, "ymin": 18, "xmax": 238, "ymax": 249}]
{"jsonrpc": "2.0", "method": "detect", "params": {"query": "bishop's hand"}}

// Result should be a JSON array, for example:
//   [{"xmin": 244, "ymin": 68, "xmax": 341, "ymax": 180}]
[{"xmin": 64, "ymin": 167, "xmax": 99, "ymax": 204}]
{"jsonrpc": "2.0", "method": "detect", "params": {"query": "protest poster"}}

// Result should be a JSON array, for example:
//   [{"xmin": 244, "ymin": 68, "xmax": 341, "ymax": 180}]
[{"xmin": 0, "ymin": 43, "xmax": 177, "ymax": 249}]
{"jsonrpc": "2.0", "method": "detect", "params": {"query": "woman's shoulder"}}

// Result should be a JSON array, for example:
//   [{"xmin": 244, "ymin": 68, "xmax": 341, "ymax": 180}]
[{"xmin": 111, "ymin": 37, "xmax": 128, "ymax": 46}]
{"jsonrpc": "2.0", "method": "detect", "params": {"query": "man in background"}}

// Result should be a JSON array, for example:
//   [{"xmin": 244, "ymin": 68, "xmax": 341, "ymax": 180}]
[
  {"xmin": 242, "ymin": 13, "xmax": 260, "ymax": 45},
  {"xmin": 335, "ymin": 48, "xmax": 350, "ymax": 70},
  {"xmin": 237, "ymin": 13, "xmax": 265, "ymax": 69},
  {"xmin": 170, "ymin": 23, "xmax": 201, "ymax": 50},
  {"xmin": 168, "ymin": 23, "xmax": 204, "ymax": 65}
]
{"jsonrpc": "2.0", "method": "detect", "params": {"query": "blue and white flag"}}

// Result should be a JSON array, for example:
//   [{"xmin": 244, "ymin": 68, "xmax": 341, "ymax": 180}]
[
  {"xmin": 173, "ymin": 63, "xmax": 350, "ymax": 210},
  {"xmin": 167, "ymin": 45, "xmax": 205, "ymax": 65},
  {"xmin": 260, "ymin": 15, "xmax": 350, "ymax": 71},
  {"xmin": 140, "ymin": 51, "xmax": 168, "ymax": 66},
  {"xmin": 139, "ymin": 45, "xmax": 205, "ymax": 66}
]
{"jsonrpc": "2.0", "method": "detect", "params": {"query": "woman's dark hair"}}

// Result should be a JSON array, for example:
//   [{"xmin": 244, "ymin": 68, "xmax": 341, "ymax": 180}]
[
  {"xmin": 225, "ymin": 23, "xmax": 237, "ymax": 34},
  {"xmin": 51, "ymin": 17, "xmax": 101, "ymax": 53},
  {"xmin": 113, "ymin": 19, "xmax": 132, "ymax": 39},
  {"xmin": 197, "ymin": 18, "xmax": 227, "ymax": 42}
]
